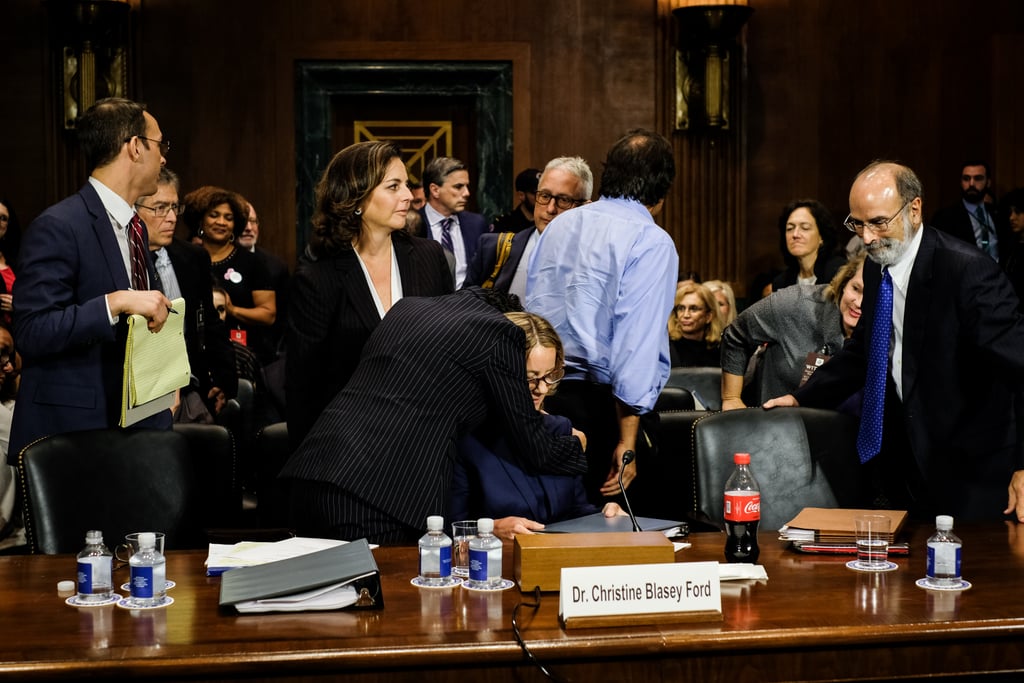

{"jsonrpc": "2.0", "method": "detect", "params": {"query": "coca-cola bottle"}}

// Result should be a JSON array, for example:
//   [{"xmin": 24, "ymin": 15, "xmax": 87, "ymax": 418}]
[{"xmin": 724, "ymin": 452, "xmax": 760, "ymax": 563}]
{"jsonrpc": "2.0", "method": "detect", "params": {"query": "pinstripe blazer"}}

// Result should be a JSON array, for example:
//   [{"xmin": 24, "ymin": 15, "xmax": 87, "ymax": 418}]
[
  {"xmin": 287, "ymin": 231, "xmax": 453, "ymax": 447},
  {"xmin": 280, "ymin": 288, "xmax": 588, "ymax": 531}
]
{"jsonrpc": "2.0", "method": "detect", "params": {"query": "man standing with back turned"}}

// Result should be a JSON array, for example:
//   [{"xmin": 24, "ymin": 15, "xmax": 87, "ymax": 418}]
[
  {"xmin": 526, "ymin": 130, "xmax": 678, "ymax": 504},
  {"xmin": 9, "ymin": 98, "xmax": 173, "ymax": 462},
  {"xmin": 766, "ymin": 161, "xmax": 1024, "ymax": 521}
]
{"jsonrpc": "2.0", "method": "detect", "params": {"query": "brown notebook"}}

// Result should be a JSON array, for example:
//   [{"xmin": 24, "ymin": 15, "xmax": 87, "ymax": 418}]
[{"xmin": 783, "ymin": 508, "xmax": 908, "ymax": 543}]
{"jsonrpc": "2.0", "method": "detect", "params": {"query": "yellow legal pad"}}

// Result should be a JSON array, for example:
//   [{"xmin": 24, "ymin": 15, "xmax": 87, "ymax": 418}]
[{"xmin": 119, "ymin": 297, "xmax": 191, "ymax": 427}]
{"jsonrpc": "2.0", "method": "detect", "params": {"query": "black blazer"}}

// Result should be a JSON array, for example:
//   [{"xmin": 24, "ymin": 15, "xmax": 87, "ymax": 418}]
[
  {"xmin": 463, "ymin": 227, "xmax": 534, "ymax": 292},
  {"xmin": 931, "ymin": 202, "xmax": 1008, "ymax": 264},
  {"xmin": 286, "ymin": 231, "xmax": 454, "ymax": 447},
  {"xmin": 280, "ymin": 288, "xmax": 587, "ymax": 532},
  {"xmin": 794, "ymin": 227, "xmax": 1024, "ymax": 519},
  {"xmin": 164, "ymin": 240, "xmax": 238, "ymax": 398}
]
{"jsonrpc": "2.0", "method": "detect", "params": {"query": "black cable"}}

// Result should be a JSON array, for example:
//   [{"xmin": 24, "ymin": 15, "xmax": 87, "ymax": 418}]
[{"xmin": 511, "ymin": 585, "xmax": 567, "ymax": 683}]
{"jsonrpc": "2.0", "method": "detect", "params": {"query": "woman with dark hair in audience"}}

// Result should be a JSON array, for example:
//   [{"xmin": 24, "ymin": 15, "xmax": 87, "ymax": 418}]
[
  {"xmin": 0, "ymin": 199, "xmax": 22, "ymax": 327},
  {"xmin": 771, "ymin": 199, "xmax": 845, "ymax": 293},
  {"xmin": 668, "ymin": 282, "xmax": 723, "ymax": 367},
  {"xmin": 287, "ymin": 141, "xmax": 453, "ymax": 447},
  {"xmin": 451, "ymin": 311, "xmax": 622, "ymax": 541},
  {"xmin": 721, "ymin": 252, "xmax": 866, "ymax": 409},
  {"xmin": 1000, "ymin": 188, "xmax": 1024, "ymax": 309},
  {"xmin": 182, "ymin": 186, "xmax": 277, "ymax": 365}
]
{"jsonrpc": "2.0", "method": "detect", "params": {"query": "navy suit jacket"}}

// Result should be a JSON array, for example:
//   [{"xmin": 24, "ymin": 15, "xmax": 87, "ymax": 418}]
[
  {"xmin": 463, "ymin": 227, "xmax": 535, "ymax": 292},
  {"xmin": 794, "ymin": 227, "xmax": 1024, "ymax": 519},
  {"xmin": 286, "ymin": 231, "xmax": 454, "ymax": 447},
  {"xmin": 450, "ymin": 413, "xmax": 596, "ymax": 523},
  {"xmin": 10, "ymin": 183, "xmax": 170, "ymax": 462},
  {"xmin": 415, "ymin": 208, "xmax": 490, "ymax": 267}
]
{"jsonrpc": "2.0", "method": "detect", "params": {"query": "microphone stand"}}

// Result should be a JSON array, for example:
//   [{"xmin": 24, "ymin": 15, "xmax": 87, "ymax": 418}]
[{"xmin": 619, "ymin": 450, "xmax": 642, "ymax": 532}]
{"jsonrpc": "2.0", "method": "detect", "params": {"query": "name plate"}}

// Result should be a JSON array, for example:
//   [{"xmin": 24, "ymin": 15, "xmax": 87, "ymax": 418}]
[{"xmin": 559, "ymin": 561, "xmax": 722, "ymax": 629}]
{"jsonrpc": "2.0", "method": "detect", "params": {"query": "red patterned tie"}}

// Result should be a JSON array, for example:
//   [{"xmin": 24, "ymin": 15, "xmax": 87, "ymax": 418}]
[{"xmin": 128, "ymin": 213, "xmax": 150, "ymax": 291}]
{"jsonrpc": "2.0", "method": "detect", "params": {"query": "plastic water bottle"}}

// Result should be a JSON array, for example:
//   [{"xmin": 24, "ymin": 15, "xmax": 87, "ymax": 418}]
[
  {"xmin": 76, "ymin": 530, "xmax": 113, "ymax": 603},
  {"xmin": 418, "ymin": 515, "xmax": 454, "ymax": 586},
  {"xmin": 724, "ymin": 452, "xmax": 761, "ymax": 564},
  {"xmin": 129, "ymin": 532, "xmax": 167, "ymax": 607},
  {"xmin": 466, "ymin": 517, "xmax": 503, "ymax": 589},
  {"xmin": 926, "ymin": 515, "xmax": 962, "ymax": 587}
]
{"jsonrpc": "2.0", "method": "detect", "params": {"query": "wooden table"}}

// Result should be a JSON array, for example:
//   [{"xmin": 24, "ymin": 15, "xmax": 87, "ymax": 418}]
[{"xmin": 2, "ymin": 523, "xmax": 1024, "ymax": 681}]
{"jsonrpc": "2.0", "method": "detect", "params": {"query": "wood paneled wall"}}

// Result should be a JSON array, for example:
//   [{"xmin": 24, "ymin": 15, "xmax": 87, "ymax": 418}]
[{"xmin": 1, "ymin": 0, "xmax": 1022, "ymax": 291}]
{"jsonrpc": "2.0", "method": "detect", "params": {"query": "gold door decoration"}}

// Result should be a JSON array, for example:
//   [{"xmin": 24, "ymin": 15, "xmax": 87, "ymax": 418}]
[{"xmin": 354, "ymin": 121, "xmax": 453, "ymax": 183}]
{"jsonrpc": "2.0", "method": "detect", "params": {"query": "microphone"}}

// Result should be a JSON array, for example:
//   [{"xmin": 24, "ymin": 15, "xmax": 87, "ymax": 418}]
[{"xmin": 618, "ymin": 450, "xmax": 642, "ymax": 532}]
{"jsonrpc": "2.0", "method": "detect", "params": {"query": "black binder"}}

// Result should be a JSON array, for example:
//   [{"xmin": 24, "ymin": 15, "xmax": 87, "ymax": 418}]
[{"xmin": 218, "ymin": 538, "xmax": 383, "ymax": 612}]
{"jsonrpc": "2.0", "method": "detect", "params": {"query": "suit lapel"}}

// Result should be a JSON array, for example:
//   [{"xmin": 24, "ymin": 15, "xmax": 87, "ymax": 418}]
[
  {"xmin": 335, "ymin": 250, "xmax": 380, "ymax": 330},
  {"xmin": 81, "ymin": 184, "xmax": 131, "ymax": 291},
  {"xmin": 900, "ymin": 228, "xmax": 936, "ymax": 401},
  {"xmin": 496, "ymin": 228, "xmax": 533, "ymax": 291},
  {"xmin": 393, "ymin": 234, "xmax": 418, "ymax": 295}
]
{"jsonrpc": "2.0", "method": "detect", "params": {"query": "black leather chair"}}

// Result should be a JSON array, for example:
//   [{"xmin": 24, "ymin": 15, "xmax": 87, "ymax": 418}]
[
  {"xmin": 653, "ymin": 386, "xmax": 696, "ymax": 412},
  {"xmin": 630, "ymin": 409, "xmax": 706, "ymax": 523},
  {"xmin": 253, "ymin": 422, "xmax": 291, "ymax": 528},
  {"xmin": 19, "ymin": 429, "xmax": 205, "ymax": 554},
  {"xmin": 664, "ymin": 366, "xmax": 722, "ymax": 411},
  {"xmin": 172, "ymin": 423, "xmax": 240, "ymax": 528},
  {"xmin": 691, "ymin": 407, "xmax": 865, "ymax": 532}
]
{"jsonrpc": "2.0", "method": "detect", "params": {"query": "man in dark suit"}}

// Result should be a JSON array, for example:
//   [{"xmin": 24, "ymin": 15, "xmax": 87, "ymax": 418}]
[
  {"xmin": 931, "ymin": 161, "xmax": 1004, "ymax": 263},
  {"xmin": 10, "ymin": 98, "xmax": 174, "ymax": 462},
  {"xmin": 280, "ymin": 288, "xmax": 587, "ymax": 544},
  {"xmin": 416, "ymin": 156, "xmax": 490, "ymax": 288},
  {"xmin": 766, "ymin": 161, "xmax": 1024, "ymax": 521},
  {"xmin": 490, "ymin": 167, "xmax": 540, "ymax": 234},
  {"xmin": 138, "ymin": 167, "xmax": 238, "ymax": 416},
  {"xmin": 464, "ymin": 156, "xmax": 592, "ymax": 298}
]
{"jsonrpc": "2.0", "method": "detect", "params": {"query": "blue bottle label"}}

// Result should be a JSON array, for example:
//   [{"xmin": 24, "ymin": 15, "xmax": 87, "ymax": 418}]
[
  {"xmin": 131, "ymin": 566, "xmax": 155, "ymax": 598},
  {"xmin": 469, "ymin": 547, "xmax": 488, "ymax": 581},
  {"xmin": 440, "ymin": 545, "xmax": 452, "ymax": 577},
  {"xmin": 77, "ymin": 561, "xmax": 92, "ymax": 593}
]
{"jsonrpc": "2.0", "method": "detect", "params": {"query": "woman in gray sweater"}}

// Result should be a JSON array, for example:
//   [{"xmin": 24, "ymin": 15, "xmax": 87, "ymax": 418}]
[{"xmin": 720, "ymin": 253, "xmax": 865, "ymax": 409}]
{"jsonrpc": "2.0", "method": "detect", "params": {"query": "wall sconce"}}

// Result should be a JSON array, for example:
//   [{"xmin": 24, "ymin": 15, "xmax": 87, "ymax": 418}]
[
  {"xmin": 49, "ymin": 0, "xmax": 132, "ymax": 129},
  {"xmin": 672, "ymin": 1, "xmax": 753, "ymax": 131}
]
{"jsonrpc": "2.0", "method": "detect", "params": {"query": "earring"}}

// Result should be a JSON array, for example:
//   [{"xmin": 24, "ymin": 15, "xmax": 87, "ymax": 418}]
[
  {"xmin": 198, "ymin": 228, "xmax": 205, "ymax": 237},
  {"xmin": 229, "ymin": 233, "xmax": 235, "ymax": 243},
  {"xmin": 355, "ymin": 208, "xmax": 362, "ymax": 216}
]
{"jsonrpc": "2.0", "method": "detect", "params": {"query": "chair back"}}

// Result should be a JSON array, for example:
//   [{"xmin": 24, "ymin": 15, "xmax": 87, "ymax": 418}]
[
  {"xmin": 665, "ymin": 366, "xmax": 722, "ymax": 410},
  {"xmin": 172, "ymin": 423, "xmax": 240, "ymax": 527},
  {"xmin": 654, "ymin": 386, "xmax": 696, "ymax": 412},
  {"xmin": 254, "ymin": 422, "xmax": 291, "ymax": 527},
  {"xmin": 692, "ymin": 407, "xmax": 863, "ymax": 531},
  {"xmin": 19, "ymin": 429, "xmax": 203, "ymax": 554}
]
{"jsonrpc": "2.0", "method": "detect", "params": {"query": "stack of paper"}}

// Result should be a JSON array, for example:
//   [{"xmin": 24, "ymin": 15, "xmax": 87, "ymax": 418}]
[
  {"xmin": 205, "ymin": 537, "xmax": 350, "ymax": 576},
  {"xmin": 778, "ymin": 508, "xmax": 908, "ymax": 555}
]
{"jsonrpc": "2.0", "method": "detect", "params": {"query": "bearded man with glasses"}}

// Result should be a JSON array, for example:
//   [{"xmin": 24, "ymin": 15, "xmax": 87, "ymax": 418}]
[{"xmin": 766, "ymin": 160, "xmax": 1024, "ymax": 523}]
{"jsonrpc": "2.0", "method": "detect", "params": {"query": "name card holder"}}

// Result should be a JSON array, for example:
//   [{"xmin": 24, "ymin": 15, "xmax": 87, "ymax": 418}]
[{"xmin": 559, "ymin": 561, "xmax": 722, "ymax": 630}]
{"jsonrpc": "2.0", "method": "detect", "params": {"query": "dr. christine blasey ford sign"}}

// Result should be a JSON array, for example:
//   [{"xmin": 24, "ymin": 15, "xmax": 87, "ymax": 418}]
[{"xmin": 559, "ymin": 561, "xmax": 722, "ymax": 626}]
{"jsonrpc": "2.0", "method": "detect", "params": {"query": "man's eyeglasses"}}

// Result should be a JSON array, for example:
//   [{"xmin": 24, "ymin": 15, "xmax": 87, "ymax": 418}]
[
  {"xmin": 126, "ymin": 136, "xmax": 171, "ymax": 156},
  {"xmin": 535, "ymin": 191, "xmax": 586, "ymax": 211},
  {"xmin": 136, "ymin": 202, "xmax": 182, "ymax": 217},
  {"xmin": 527, "ymin": 367, "xmax": 565, "ymax": 392},
  {"xmin": 844, "ymin": 200, "xmax": 912, "ymax": 236}
]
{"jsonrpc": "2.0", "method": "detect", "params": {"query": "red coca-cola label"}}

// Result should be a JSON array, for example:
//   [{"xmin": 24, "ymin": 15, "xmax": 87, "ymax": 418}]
[{"xmin": 724, "ymin": 491, "xmax": 760, "ymax": 522}]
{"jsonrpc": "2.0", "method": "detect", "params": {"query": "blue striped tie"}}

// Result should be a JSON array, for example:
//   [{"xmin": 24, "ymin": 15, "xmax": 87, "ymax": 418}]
[
  {"xmin": 439, "ymin": 217, "xmax": 454, "ymax": 253},
  {"xmin": 856, "ymin": 268, "xmax": 893, "ymax": 463}
]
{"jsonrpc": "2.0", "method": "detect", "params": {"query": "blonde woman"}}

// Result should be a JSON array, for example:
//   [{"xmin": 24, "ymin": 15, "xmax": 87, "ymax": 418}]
[{"xmin": 669, "ymin": 282, "xmax": 723, "ymax": 367}]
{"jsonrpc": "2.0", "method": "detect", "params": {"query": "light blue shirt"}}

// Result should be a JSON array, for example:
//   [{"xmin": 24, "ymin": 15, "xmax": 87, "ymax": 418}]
[{"xmin": 525, "ymin": 197, "xmax": 678, "ymax": 413}]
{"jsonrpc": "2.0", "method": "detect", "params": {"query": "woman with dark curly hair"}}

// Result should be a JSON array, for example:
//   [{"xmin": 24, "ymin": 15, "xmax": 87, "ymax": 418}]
[
  {"xmin": 770, "ymin": 199, "xmax": 846, "ymax": 293},
  {"xmin": 287, "ymin": 141, "xmax": 453, "ymax": 447},
  {"xmin": 182, "ymin": 186, "xmax": 276, "ymax": 364}
]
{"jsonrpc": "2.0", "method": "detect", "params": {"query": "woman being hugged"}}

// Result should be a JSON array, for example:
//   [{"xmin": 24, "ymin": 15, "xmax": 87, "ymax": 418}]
[{"xmin": 287, "ymin": 141, "xmax": 453, "ymax": 447}]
